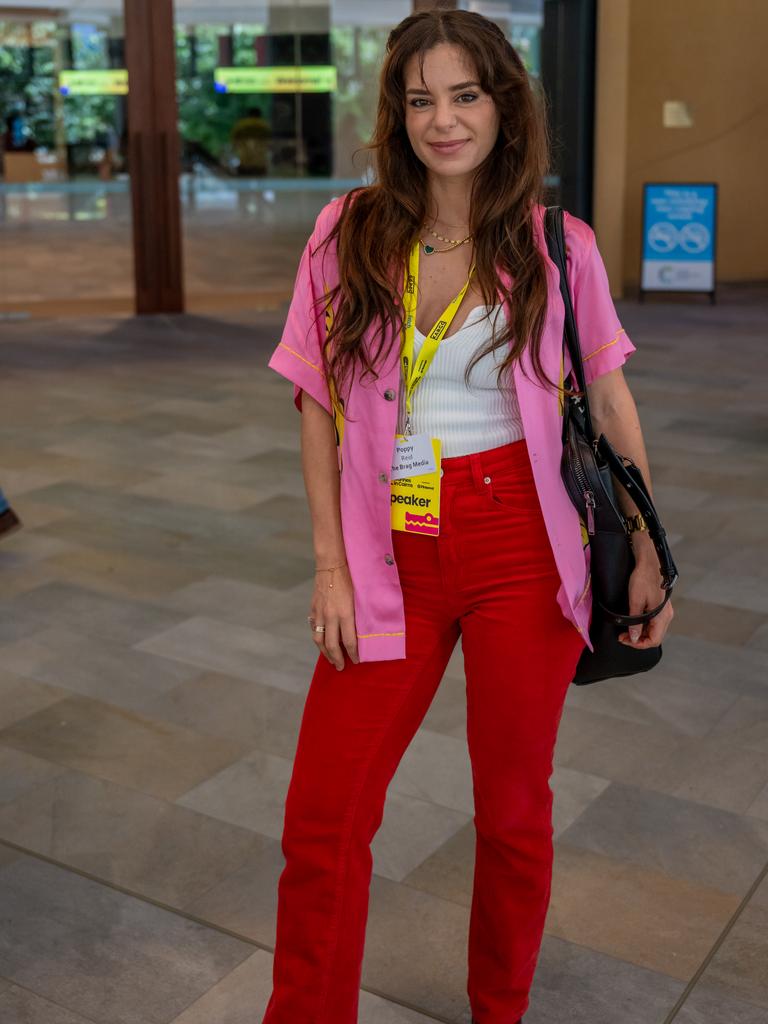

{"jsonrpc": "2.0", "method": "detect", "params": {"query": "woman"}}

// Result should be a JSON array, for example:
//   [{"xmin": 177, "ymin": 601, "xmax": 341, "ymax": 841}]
[{"xmin": 264, "ymin": 9, "xmax": 673, "ymax": 1023}]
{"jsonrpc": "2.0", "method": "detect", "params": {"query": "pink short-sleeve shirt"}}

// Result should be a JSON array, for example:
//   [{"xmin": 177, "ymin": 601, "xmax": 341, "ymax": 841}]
[{"xmin": 267, "ymin": 197, "xmax": 637, "ymax": 662}]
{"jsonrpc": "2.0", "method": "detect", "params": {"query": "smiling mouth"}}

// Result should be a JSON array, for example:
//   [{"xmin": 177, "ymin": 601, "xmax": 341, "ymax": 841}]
[{"xmin": 428, "ymin": 139, "xmax": 469, "ymax": 153}]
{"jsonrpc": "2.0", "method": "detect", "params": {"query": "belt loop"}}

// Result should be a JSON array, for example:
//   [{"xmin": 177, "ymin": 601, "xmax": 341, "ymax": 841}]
[{"xmin": 469, "ymin": 451, "xmax": 484, "ymax": 490}]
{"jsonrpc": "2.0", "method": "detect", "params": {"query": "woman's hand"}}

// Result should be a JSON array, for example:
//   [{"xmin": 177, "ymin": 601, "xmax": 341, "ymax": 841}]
[
  {"xmin": 618, "ymin": 558, "xmax": 674, "ymax": 649},
  {"xmin": 308, "ymin": 564, "xmax": 360, "ymax": 670}
]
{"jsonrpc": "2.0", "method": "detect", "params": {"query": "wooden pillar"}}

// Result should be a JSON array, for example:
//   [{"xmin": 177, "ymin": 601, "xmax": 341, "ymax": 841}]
[
  {"xmin": 592, "ymin": 0, "xmax": 631, "ymax": 298},
  {"xmin": 413, "ymin": 0, "xmax": 458, "ymax": 11},
  {"xmin": 124, "ymin": 0, "xmax": 184, "ymax": 314}
]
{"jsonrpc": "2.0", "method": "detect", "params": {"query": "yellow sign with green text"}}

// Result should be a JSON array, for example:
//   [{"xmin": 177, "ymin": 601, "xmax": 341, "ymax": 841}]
[
  {"xmin": 59, "ymin": 70, "xmax": 129, "ymax": 96},
  {"xmin": 214, "ymin": 66, "xmax": 337, "ymax": 94}
]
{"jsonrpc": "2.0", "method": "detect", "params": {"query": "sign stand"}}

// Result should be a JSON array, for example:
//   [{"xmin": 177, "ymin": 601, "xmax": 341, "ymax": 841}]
[{"xmin": 639, "ymin": 182, "xmax": 718, "ymax": 305}]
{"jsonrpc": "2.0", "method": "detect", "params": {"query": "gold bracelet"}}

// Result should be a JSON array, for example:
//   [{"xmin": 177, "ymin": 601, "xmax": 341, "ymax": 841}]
[{"xmin": 315, "ymin": 561, "xmax": 347, "ymax": 590}]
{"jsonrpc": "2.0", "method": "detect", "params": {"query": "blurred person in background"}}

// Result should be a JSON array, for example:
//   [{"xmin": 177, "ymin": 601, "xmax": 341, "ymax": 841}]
[
  {"xmin": 230, "ymin": 105, "xmax": 271, "ymax": 176},
  {"xmin": 0, "ymin": 486, "xmax": 21, "ymax": 538}
]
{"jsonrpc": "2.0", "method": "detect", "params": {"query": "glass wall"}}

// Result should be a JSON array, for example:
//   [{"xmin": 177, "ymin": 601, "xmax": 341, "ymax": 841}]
[
  {"xmin": 173, "ymin": 0, "xmax": 411, "ymax": 309},
  {"xmin": 173, "ymin": 0, "xmax": 546, "ymax": 309},
  {"xmin": 0, "ymin": 1, "xmax": 132, "ymax": 315},
  {"xmin": 0, "ymin": 1, "xmax": 550, "ymax": 315}
]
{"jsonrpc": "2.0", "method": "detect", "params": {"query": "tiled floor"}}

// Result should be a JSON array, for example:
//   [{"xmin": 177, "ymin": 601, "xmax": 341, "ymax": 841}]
[{"xmin": 0, "ymin": 286, "xmax": 766, "ymax": 1023}]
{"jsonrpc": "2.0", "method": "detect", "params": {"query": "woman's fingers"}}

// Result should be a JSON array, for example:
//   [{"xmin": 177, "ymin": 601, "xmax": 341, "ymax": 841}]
[
  {"xmin": 618, "ymin": 600, "xmax": 674, "ymax": 648},
  {"xmin": 340, "ymin": 615, "xmax": 360, "ymax": 664},
  {"xmin": 323, "ymin": 616, "xmax": 345, "ymax": 670}
]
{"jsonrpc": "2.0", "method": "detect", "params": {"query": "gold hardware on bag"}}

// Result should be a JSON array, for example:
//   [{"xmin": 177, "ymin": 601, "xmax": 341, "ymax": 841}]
[{"xmin": 626, "ymin": 513, "xmax": 648, "ymax": 533}]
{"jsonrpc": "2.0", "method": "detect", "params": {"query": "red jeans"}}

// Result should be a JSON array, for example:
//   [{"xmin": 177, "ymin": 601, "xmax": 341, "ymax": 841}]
[{"xmin": 262, "ymin": 439, "xmax": 586, "ymax": 1023}]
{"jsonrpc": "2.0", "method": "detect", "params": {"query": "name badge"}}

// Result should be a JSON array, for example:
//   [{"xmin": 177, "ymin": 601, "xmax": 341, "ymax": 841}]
[
  {"xmin": 391, "ymin": 433, "xmax": 436, "ymax": 479},
  {"xmin": 390, "ymin": 434, "xmax": 442, "ymax": 536}
]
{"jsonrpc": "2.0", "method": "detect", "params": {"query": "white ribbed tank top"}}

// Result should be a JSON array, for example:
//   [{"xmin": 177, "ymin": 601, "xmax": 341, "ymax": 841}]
[{"xmin": 396, "ymin": 303, "xmax": 525, "ymax": 458}]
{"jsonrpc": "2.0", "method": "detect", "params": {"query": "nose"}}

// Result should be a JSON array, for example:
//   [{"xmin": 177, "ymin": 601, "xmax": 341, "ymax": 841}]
[{"xmin": 432, "ymin": 99, "xmax": 458, "ymax": 131}]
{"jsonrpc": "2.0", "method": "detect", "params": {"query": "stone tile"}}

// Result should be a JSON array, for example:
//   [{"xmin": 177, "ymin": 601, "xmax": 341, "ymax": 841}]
[
  {"xmin": 709, "ymin": 694, "xmax": 768, "ymax": 753},
  {"xmin": 178, "ymin": 749, "xmax": 467, "ymax": 884},
  {"xmin": 372, "ymin": 792, "xmax": 470, "ymax": 882},
  {"xmin": 524, "ymin": 935, "xmax": 686, "ymax": 1024},
  {"xmin": 550, "ymin": 765, "xmax": 611, "ymax": 837},
  {"xmin": 0, "ymin": 744, "xmax": 68, "ymax": 805},
  {"xmin": 0, "ymin": 531, "xmax": 77, "ymax": 569},
  {"xmin": 0, "ymin": 770, "xmax": 268, "ymax": 907},
  {"xmin": 0, "ymin": 854, "xmax": 253, "ymax": 1024},
  {"xmin": 364, "ymin": 873, "xmax": 474, "ymax": 1022},
  {"xmin": 0, "ymin": 603, "xmax": 56, "ymax": 646},
  {"xmin": 0, "ymin": 561, "xmax": 63, "ymax": 601},
  {"xmin": 135, "ymin": 616, "xmax": 317, "ymax": 693},
  {"xmin": 675, "ymin": 985, "xmax": 768, "ymax": 1023},
  {"xmin": 175, "ymin": 749, "xmax": 294, "ymax": 839},
  {"xmin": 125, "ymin": 473, "xmax": 264, "ymax": 511},
  {"xmin": 634, "ymin": 734, "xmax": 768, "ymax": 813},
  {"xmin": 169, "ymin": 949, "xmax": 274, "ymax": 1024},
  {"xmin": 169, "ymin": 946, "xmax": 441, "ymax": 1024},
  {"xmin": 686, "ymin": 571, "xmax": 768, "ymax": 615},
  {"xmin": 546, "ymin": 843, "xmax": 740, "ymax": 981},
  {"xmin": 553, "ymin": 706, "xmax": 685, "ymax": 786},
  {"xmin": 45, "ymin": 546, "xmax": 203, "ymax": 599},
  {"xmin": 135, "ymin": 670, "xmax": 306, "ymax": 759},
  {"xmin": 747, "ymin": 621, "xmax": 768, "ymax": 651},
  {"xmin": 0, "ymin": 695, "xmax": 247, "ymax": 801},
  {"xmin": 746, "ymin": 781, "xmax": 768, "ymax": 821},
  {"xmin": 558, "ymin": 782, "xmax": 768, "ymax": 894},
  {"xmin": 5, "ymin": 498, "xmax": 73, "ymax": 529},
  {"xmin": 561, "ymin": 667, "xmax": 738, "ymax": 738},
  {"xmin": 401, "ymin": 821, "xmax": 476, "ymax": 905},
  {"xmin": 1, "ymin": 581, "xmax": 187, "ymax": 646},
  {"xmin": 651, "ymin": 634, "xmax": 768, "ymax": 700},
  {"xmin": 0, "ymin": 627, "xmax": 202, "ymax": 711},
  {"xmin": 668, "ymin": 596, "xmax": 768, "ymax": 647},
  {"xmin": 0, "ymin": 984, "xmax": 96, "ymax": 1024},
  {"xmin": 691, "ymin": 874, "xmax": 768, "ymax": 1009},
  {"xmin": 389, "ymin": 728, "xmax": 474, "ymax": 814},
  {"xmin": 162, "ymin": 575, "xmax": 312, "ymax": 631},
  {"xmin": 182, "ymin": 839, "xmax": 285, "ymax": 941}
]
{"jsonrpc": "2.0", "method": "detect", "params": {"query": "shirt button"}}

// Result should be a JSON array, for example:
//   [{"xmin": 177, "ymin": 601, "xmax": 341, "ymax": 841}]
[
  {"xmin": 383, "ymin": 388, "xmax": 396, "ymax": 401},
  {"xmin": 378, "ymin": 472, "xmax": 388, "ymax": 483},
  {"xmin": 384, "ymin": 553, "xmax": 395, "ymax": 565},
  {"xmin": 483, "ymin": 475, "xmax": 491, "ymax": 484}
]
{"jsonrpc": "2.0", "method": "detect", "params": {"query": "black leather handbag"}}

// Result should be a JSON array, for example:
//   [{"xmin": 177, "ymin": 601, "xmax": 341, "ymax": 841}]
[{"xmin": 544, "ymin": 206, "xmax": 679, "ymax": 685}]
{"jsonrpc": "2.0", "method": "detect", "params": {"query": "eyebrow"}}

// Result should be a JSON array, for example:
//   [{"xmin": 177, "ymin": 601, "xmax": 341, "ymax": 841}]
[{"xmin": 405, "ymin": 80, "xmax": 480, "ymax": 95}]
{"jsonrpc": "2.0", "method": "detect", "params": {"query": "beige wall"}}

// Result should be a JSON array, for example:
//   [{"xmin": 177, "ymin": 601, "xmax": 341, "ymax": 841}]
[{"xmin": 594, "ymin": 0, "xmax": 768, "ymax": 294}]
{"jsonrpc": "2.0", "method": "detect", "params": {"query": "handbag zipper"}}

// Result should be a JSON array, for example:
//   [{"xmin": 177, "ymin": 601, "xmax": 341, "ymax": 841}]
[{"xmin": 567, "ymin": 425, "xmax": 596, "ymax": 535}]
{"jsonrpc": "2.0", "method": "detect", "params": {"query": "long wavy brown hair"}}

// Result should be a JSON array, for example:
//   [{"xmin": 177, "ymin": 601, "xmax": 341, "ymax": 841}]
[{"xmin": 316, "ymin": 7, "xmax": 567, "ymax": 416}]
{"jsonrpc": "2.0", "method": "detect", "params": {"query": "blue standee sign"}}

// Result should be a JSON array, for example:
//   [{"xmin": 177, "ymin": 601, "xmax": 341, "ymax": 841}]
[{"xmin": 640, "ymin": 183, "xmax": 717, "ymax": 298}]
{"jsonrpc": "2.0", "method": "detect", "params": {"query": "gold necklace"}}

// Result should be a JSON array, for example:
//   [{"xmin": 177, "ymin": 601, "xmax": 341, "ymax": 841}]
[
  {"xmin": 419, "ymin": 233, "xmax": 473, "ymax": 255},
  {"xmin": 426, "ymin": 225, "xmax": 471, "ymax": 245}
]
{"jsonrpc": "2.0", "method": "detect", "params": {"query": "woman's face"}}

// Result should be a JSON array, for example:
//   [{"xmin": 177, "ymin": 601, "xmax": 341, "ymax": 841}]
[{"xmin": 403, "ymin": 42, "xmax": 500, "ymax": 185}]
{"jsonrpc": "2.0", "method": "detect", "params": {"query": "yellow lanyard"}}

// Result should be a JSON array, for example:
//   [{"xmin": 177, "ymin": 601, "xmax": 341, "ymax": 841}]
[{"xmin": 401, "ymin": 238, "xmax": 474, "ymax": 436}]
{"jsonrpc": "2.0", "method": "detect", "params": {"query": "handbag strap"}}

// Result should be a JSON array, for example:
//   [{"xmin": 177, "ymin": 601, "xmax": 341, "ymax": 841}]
[
  {"xmin": 543, "ymin": 205, "xmax": 596, "ymax": 441},
  {"xmin": 544, "ymin": 205, "xmax": 679, "ymax": 597}
]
